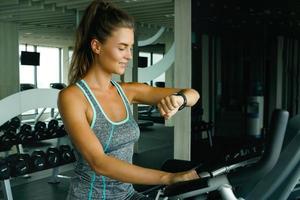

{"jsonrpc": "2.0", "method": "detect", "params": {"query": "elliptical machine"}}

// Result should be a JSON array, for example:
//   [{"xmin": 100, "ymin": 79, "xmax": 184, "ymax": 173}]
[{"xmin": 153, "ymin": 109, "xmax": 289, "ymax": 200}]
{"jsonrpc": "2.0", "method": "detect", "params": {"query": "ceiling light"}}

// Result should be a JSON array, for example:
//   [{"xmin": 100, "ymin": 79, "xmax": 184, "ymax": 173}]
[
  {"xmin": 165, "ymin": 14, "xmax": 174, "ymax": 18},
  {"xmin": 125, "ymin": 0, "xmax": 139, "ymax": 2}
]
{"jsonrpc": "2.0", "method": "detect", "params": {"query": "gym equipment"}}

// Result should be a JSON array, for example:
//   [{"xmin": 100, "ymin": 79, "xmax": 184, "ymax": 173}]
[
  {"xmin": 48, "ymin": 119, "xmax": 58, "ymax": 130},
  {"xmin": 138, "ymin": 105, "xmax": 165, "ymax": 124},
  {"xmin": 137, "ymin": 105, "xmax": 156, "ymax": 127},
  {"xmin": 228, "ymin": 109, "xmax": 288, "ymax": 196},
  {"xmin": 34, "ymin": 121, "xmax": 46, "ymax": 132},
  {"xmin": 17, "ymin": 128, "xmax": 35, "ymax": 144},
  {"xmin": 138, "ymin": 120, "xmax": 154, "ymax": 129},
  {"xmin": 154, "ymin": 109, "xmax": 289, "ymax": 199},
  {"xmin": 245, "ymin": 133, "xmax": 300, "ymax": 200},
  {"xmin": 246, "ymin": 96, "xmax": 264, "ymax": 138},
  {"xmin": 0, "ymin": 88, "xmax": 61, "ymax": 200},
  {"xmin": 59, "ymin": 145, "xmax": 76, "ymax": 164},
  {"xmin": 193, "ymin": 120, "xmax": 214, "ymax": 147},
  {"xmin": 0, "ymin": 158, "xmax": 10, "ymax": 180},
  {"xmin": 33, "ymin": 121, "xmax": 47, "ymax": 140},
  {"xmin": 45, "ymin": 147, "xmax": 60, "ymax": 168},
  {"xmin": 155, "ymin": 81, "xmax": 165, "ymax": 88},
  {"xmin": 20, "ymin": 83, "xmax": 35, "ymax": 91},
  {"xmin": 47, "ymin": 119, "xmax": 59, "ymax": 138},
  {"xmin": 9, "ymin": 117, "xmax": 21, "ymax": 130},
  {"xmin": 0, "ymin": 128, "xmax": 18, "ymax": 150},
  {"xmin": 31, "ymin": 150, "xmax": 47, "ymax": 172},
  {"xmin": 184, "ymin": 120, "xmax": 299, "ymax": 200},
  {"xmin": 57, "ymin": 125, "xmax": 67, "ymax": 137},
  {"xmin": 50, "ymin": 83, "xmax": 66, "ymax": 90},
  {"xmin": 20, "ymin": 124, "xmax": 32, "ymax": 133},
  {"xmin": 0, "ymin": 117, "xmax": 20, "ymax": 133},
  {"xmin": 0, "ymin": 121, "xmax": 10, "ymax": 132},
  {"xmin": 7, "ymin": 154, "xmax": 31, "ymax": 177}
]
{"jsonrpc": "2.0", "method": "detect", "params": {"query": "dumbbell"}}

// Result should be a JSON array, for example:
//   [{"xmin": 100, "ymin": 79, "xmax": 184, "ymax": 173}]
[
  {"xmin": 0, "ymin": 133, "xmax": 16, "ymax": 148},
  {"xmin": 59, "ymin": 145, "xmax": 76, "ymax": 164},
  {"xmin": 33, "ymin": 121, "xmax": 48, "ymax": 140},
  {"xmin": 18, "ymin": 124, "xmax": 32, "ymax": 143},
  {"xmin": 48, "ymin": 119, "xmax": 59, "ymax": 130},
  {"xmin": 7, "ymin": 154, "xmax": 31, "ymax": 177},
  {"xmin": 31, "ymin": 150, "xmax": 47, "ymax": 172},
  {"xmin": 0, "ymin": 158, "xmax": 10, "ymax": 180},
  {"xmin": 0, "ymin": 117, "xmax": 20, "ymax": 133},
  {"xmin": 45, "ymin": 147, "xmax": 60, "ymax": 168},
  {"xmin": 57, "ymin": 125, "xmax": 67, "ymax": 137},
  {"xmin": 0, "ymin": 135, "xmax": 12, "ymax": 151},
  {"xmin": 9, "ymin": 117, "xmax": 21, "ymax": 130},
  {"xmin": 0, "ymin": 121, "xmax": 10, "ymax": 132},
  {"xmin": 5, "ymin": 128, "xmax": 18, "ymax": 144},
  {"xmin": 0, "ymin": 128, "xmax": 18, "ymax": 150},
  {"xmin": 20, "ymin": 124, "xmax": 32, "ymax": 133},
  {"xmin": 17, "ymin": 128, "xmax": 35, "ymax": 144},
  {"xmin": 47, "ymin": 119, "xmax": 59, "ymax": 138}
]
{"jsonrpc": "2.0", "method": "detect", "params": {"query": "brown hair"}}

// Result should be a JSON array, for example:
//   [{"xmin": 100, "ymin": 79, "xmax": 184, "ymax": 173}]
[{"xmin": 68, "ymin": 0, "xmax": 135, "ymax": 85}]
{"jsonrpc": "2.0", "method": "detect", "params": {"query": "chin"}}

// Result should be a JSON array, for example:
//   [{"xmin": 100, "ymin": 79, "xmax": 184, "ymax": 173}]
[{"xmin": 115, "ymin": 70, "xmax": 126, "ymax": 76}]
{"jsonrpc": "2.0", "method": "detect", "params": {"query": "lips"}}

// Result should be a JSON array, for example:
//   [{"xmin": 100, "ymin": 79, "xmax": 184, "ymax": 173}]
[{"xmin": 119, "ymin": 62, "xmax": 128, "ymax": 67}]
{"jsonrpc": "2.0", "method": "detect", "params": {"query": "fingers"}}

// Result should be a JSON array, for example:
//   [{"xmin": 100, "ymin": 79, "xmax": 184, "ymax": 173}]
[
  {"xmin": 181, "ymin": 170, "xmax": 200, "ymax": 181},
  {"xmin": 188, "ymin": 170, "xmax": 200, "ymax": 179},
  {"xmin": 158, "ymin": 95, "xmax": 181, "ymax": 119},
  {"xmin": 170, "ymin": 170, "xmax": 200, "ymax": 185}
]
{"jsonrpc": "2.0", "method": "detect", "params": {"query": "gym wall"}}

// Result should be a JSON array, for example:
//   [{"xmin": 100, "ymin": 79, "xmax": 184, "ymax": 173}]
[{"xmin": 0, "ymin": 22, "xmax": 19, "ymax": 100}]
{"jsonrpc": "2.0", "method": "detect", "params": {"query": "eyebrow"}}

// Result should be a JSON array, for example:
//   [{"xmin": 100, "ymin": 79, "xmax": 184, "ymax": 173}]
[{"xmin": 118, "ymin": 43, "xmax": 134, "ymax": 47}]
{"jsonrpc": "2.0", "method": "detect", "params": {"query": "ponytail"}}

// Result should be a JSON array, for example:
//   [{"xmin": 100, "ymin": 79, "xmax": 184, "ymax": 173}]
[{"xmin": 68, "ymin": 0, "xmax": 134, "ymax": 85}]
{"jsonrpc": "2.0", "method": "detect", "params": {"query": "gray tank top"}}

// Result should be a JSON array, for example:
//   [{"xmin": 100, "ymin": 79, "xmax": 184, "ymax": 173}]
[{"xmin": 67, "ymin": 79, "xmax": 141, "ymax": 200}]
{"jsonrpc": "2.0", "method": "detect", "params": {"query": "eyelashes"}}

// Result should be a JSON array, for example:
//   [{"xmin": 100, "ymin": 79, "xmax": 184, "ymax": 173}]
[{"xmin": 118, "ymin": 47, "xmax": 133, "ymax": 52}]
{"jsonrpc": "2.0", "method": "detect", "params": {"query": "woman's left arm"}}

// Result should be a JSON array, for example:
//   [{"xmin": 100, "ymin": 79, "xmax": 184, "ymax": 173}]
[{"xmin": 121, "ymin": 82, "xmax": 200, "ymax": 119}]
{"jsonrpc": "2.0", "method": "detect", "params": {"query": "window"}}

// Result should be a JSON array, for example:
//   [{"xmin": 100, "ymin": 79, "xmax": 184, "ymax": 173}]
[
  {"xmin": 152, "ymin": 53, "xmax": 165, "ymax": 85},
  {"xmin": 19, "ymin": 44, "xmax": 35, "ymax": 84},
  {"xmin": 36, "ymin": 46, "xmax": 60, "ymax": 88},
  {"xmin": 139, "ymin": 52, "xmax": 151, "ymax": 67},
  {"xmin": 138, "ymin": 52, "xmax": 165, "ymax": 86},
  {"xmin": 153, "ymin": 53, "xmax": 163, "ymax": 65},
  {"xmin": 19, "ymin": 44, "xmax": 61, "ymax": 116}
]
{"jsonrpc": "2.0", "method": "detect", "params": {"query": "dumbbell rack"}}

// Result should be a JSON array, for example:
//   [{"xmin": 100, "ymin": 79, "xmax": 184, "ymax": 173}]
[{"xmin": 0, "ymin": 88, "xmax": 72, "ymax": 200}]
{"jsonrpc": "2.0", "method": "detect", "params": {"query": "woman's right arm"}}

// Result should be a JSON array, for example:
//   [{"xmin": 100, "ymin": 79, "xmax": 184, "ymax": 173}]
[{"xmin": 58, "ymin": 87, "xmax": 198, "ymax": 185}]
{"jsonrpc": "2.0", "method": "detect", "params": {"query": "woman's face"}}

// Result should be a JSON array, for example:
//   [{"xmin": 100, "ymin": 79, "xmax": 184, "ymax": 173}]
[{"xmin": 97, "ymin": 27, "xmax": 134, "ymax": 75}]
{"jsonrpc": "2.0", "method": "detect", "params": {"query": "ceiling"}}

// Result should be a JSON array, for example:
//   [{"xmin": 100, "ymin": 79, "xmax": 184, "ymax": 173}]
[
  {"xmin": 0, "ymin": 0, "xmax": 174, "ymax": 46},
  {"xmin": 192, "ymin": 0, "xmax": 300, "ymax": 35},
  {"xmin": 2, "ymin": 0, "xmax": 300, "ymax": 47}
]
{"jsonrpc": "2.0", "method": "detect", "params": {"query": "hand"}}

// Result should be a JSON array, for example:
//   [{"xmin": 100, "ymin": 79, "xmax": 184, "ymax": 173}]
[
  {"xmin": 168, "ymin": 170, "xmax": 199, "ymax": 185},
  {"xmin": 157, "ymin": 94, "xmax": 184, "ymax": 120}
]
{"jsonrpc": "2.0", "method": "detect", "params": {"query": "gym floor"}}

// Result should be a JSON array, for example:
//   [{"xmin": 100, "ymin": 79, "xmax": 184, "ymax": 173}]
[{"xmin": 0, "ymin": 123, "xmax": 174, "ymax": 200}]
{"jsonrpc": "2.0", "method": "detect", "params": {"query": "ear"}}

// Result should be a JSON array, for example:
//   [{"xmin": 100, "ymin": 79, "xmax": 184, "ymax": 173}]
[{"xmin": 90, "ymin": 39, "xmax": 102, "ymax": 54}]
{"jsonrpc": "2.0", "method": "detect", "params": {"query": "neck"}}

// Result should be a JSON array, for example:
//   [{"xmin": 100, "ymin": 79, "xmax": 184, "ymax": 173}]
[{"xmin": 84, "ymin": 65, "xmax": 113, "ymax": 91}]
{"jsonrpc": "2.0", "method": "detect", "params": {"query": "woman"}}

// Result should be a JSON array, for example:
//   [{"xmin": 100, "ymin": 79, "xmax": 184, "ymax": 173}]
[{"xmin": 58, "ymin": 0, "xmax": 200, "ymax": 199}]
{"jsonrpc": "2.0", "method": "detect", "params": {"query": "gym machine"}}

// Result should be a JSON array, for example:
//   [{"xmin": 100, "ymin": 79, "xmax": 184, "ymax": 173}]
[{"xmin": 153, "ymin": 109, "xmax": 292, "ymax": 199}]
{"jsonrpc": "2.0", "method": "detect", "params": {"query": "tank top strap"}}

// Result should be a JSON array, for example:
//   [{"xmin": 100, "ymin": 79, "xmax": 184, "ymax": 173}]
[
  {"xmin": 76, "ymin": 80, "xmax": 102, "ymax": 126},
  {"xmin": 110, "ymin": 80, "xmax": 132, "ymax": 111}
]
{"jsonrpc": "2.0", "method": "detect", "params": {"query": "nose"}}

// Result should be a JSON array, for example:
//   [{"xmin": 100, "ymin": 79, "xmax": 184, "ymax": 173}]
[{"xmin": 125, "ymin": 48, "xmax": 132, "ymax": 60}]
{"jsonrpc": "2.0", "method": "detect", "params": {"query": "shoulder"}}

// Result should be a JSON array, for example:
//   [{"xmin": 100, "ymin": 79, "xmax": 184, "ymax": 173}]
[
  {"xmin": 58, "ymin": 84, "xmax": 87, "ymax": 109},
  {"xmin": 59, "ymin": 84, "xmax": 81, "ymax": 100}
]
